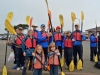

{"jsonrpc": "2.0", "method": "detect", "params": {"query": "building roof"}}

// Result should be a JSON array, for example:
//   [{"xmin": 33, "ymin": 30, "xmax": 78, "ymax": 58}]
[{"xmin": 85, "ymin": 26, "xmax": 100, "ymax": 31}]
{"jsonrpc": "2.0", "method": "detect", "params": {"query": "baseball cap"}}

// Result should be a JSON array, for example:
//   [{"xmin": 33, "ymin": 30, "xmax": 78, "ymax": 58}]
[
  {"xmin": 75, "ymin": 24, "xmax": 79, "ymax": 26},
  {"xmin": 18, "ymin": 27, "xmax": 23, "ymax": 30},
  {"xmin": 41, "ymin": 24, "xmax": 45, "ymax": 27},
  {"xmin": 32, "ymin": 24, "xmax": 38, "ymax": 27},
  {"xmin": 56, "ymin": 26, "xmax": 61, "ymax": 30}
]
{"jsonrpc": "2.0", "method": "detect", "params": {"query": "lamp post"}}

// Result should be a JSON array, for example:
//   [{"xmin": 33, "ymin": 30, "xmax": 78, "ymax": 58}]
[{"xmin": 76, "ymin": 18, "xmax": 80, "ymax": 26}]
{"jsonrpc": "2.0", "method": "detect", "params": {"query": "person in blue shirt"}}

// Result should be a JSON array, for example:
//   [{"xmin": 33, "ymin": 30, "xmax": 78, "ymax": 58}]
[
  {"xmin": 38, "ymin": 24, "xmax": 52, "ymax": 66},
  {"xmin": 22, "ymin": 29, "xmax": 36, "ymax": 75},
  {"xmin": 72, "ymin": 24, "xmax": 86, "ymax": 69},
  {"xmin": 90, "ymin": 31, "xmax": 97, "ymax": 61},
  {"xmin": 53, "ymin": 26, "xmax": 63, "ymax": 57}
]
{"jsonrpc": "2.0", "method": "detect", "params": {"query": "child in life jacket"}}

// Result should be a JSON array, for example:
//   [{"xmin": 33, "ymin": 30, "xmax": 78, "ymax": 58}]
[
  {"xmin": 48, "ymin": 42, "xmax": 61, "ymax": 75},
  {"xmin": 32, "ymin": 45, "xmax": 45, "ymax": 75},
  {"xmin": 22, "ymin": 29, "xmax": 36, "ymax": 75},
  {"xmin": 63, "ymin": 30, "xmax": 75, "ymax": 69}
]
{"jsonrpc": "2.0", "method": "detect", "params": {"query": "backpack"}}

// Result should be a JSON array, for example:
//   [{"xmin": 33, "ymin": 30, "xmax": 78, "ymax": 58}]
[{"xmin": 94, "ymin": 61, "xmax": 100, "ymax": 69}]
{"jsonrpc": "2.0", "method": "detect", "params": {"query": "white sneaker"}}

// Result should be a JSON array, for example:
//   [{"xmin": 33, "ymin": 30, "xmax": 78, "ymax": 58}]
[
  {"xmin": 21, "ymin": 67, "xmax": 24, "ymax": 70},
  {"xmin": 81, "ymin": 67, "xmax": 83, "ymax": 70},
  {"xmin": 17, "ymin": 67, "xmax": 20, "ymax": 70}
]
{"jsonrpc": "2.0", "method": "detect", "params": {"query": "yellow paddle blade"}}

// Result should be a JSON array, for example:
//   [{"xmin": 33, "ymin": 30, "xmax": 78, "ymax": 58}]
[
  {"xmin": 59, "ymin": 14, "xmax": 64, "ymax": 28},
  {"xmin": 94, "ymin": 55, "xmax": 98, "ymax": 62},
  {"xmin": 28, "ymin": 61, "xmax": 30, "ymax": 67},
  {"xmin": 81, "ymin": 11, "xmax": 84, "ymax": 22},
  {"xmin": 7, "ymin": 12, "xmax": 13, "ymax": 22},
  {"xmin": 26, "ymin": 16, "xmax": 30, "ymax": 25},
  {"xmin": 45, "ymin": 0, "xmax": 49, "ymax": 10},
  {"xmin": 69, "ymin": 60, "xmax": 74, "ymax": 72},
  {"xmin": 77, "ymin": 59, "xmax": 82, "ymax": 70},
  {"xmin": 71, "ymin": 12, "xmax": 76, "ymax": 23},
  {"xmin": 5, "ymin": 19, "xmax": 17, "ymax": 35},
  {"xmin": 2, "ymin": 65, "xmax": 7, "ymax": 75},
  {"xmin": 61, "ymin": 72, "xmax": 65, "ymax": 75},
  {"xmin": 73, "ymin": 12, "xmax": 76, "ymax": 20},
  {"xmin": 60, "ymin": 58, "xmax": 64, "ymax": 67}
]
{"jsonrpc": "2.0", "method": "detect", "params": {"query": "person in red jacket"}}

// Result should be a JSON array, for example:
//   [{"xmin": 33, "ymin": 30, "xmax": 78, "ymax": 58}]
[
  {"xmin": 32, "ymin": 45, "xmax": 45, "ymax": 75},
  {"xmin": 63, "ymin": 30, "xmax": 75, "ymax": 69}
]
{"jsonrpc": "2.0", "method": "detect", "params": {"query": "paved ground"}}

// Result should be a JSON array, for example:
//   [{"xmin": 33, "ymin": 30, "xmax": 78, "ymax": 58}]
[{"xmin": 0, "ymin": 40, "xmax": 100, "ymax": 75}]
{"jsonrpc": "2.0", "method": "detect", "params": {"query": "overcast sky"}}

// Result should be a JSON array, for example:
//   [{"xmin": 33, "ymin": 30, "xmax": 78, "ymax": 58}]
[{"xmin": 0, "ymin": 0, "xmax": 100, "ymax": 34}]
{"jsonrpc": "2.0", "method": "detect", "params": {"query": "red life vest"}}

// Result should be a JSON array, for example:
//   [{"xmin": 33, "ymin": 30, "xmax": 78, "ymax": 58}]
[
  {"xmin": 34, "ymin": 54, "xmax": 45, "ymax": 69},
  {"xmin": 73, "ymin": 31, "xmax": 82, "ymax": 41},
  {"xmin": 95, "ymin": 37, "xmax": 98, "ymax": 42},
  {"xmin": 64, "ymin": 37, "xmax": 73, "ymax": 48},
  {"xmin": 54, "ymin": 33, "xmax": 62, "ymax": 41},
  {"xmin": 41, "ymin": 31, "xmax": 49, "ymax": 41},
  {"xmin": 48, "ymin": 53, "xmax": 59, "ymax": 65},
  {"xmin": 25, "ymin": 37, "xmax": 36, "ymax": 48},
  {"xmin": 15, "ymin": 35, "xmax": 24, "ymax": 45},
  {"xmin": 33, "ymin": 31, "xmax": 38, "ymax": 39}
]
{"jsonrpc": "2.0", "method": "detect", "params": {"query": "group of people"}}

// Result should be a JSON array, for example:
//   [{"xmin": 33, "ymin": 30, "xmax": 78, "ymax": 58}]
[{"xmin": 7, "ymin": 23, "xmax": 99, "ymax": 75}]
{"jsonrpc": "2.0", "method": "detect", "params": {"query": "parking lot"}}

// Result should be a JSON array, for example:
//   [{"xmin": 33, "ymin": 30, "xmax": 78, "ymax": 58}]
[{"xmin": 0, "ymin": 40, "xmax": 100, "ymax": 75}]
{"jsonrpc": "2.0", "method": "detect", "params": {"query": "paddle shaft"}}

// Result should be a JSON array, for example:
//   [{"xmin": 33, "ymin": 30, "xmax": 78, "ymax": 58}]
[
  {"xmin": 72, "ymin": 23, "xmax": 74, "ymax": 32},
  {"xmin": 96, "ymin": 25, "xmax": 97, "ymax": 36},
  {"xmin": 48, "ymin": 14, "xmax": 53, "ymax": 33},
  {"xmin": 16, "ymin": 35, "xmax": 53, "ymax": 75},
  {"xmin": 61, "ymin": 24, "xmax": 63, "ymax": 33},
  {"xmin": 81, "ymin": 22, "xmax": 83, "ymax": 32},
  {"xmin": 4, "ymin": 32, "xmax": 9, "ymax": 65},
  {"xmin": 58, "ymin": 55, "xmax": 63, "ymax": 71}
]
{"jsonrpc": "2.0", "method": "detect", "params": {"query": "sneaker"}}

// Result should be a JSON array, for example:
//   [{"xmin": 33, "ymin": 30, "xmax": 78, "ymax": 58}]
[
  {"xmin": 17, "ymin": 67, "xmax": 20, "ymax": 70},
  {"xmin": 21, "ymin": 67, "xmax": 24, "ymax": 70},
  {"xmin": 13, "ymin": 65, "xmax": 17, "ymax": 69},
  {"xmin": 65, "ymin": 66, "xmax": 68, "ymax": 69},
  {"xmin": 80, "ymin": 67, "xmax": 83, "ymax": 70}
]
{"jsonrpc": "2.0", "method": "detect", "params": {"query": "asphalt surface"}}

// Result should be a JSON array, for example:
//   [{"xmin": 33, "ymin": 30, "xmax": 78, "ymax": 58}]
[{"xmin": 0, "ymin": 40, "xmax": 100, "ymax": 75}]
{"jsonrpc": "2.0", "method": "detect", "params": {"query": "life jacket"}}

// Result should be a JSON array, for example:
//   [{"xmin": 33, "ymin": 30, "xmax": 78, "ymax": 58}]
[
  {"xmin": 90, "ymin": 35, "xmax": 98, "ymax": 43},
  {"xmin": 48, "ymin": 53, "xmax": 59, "ymax": 65},
  {"xmin": 41, "ymin": 31, "xmax": 49, "ymax": 41},
  {"xmin": 73, "ymin": 31, "xmax": 82, "ymax": 41},
  {"xmin": 64, "ymin": 37, "xmax": 73, "ymax": 48},
  {"xmin": 15, "ymin": 35, "xmax": 24, "ymax": 46},
  {"xmin": 25, "ymin": 36, "xmax": 36, "ymax": 48},
  {"xmin": 33, "ymin": 30, "xmax": 38, "ymax": 39},
  {"xmin": 54, "ymin": 32, "xmax": 62, "ymax": 41},
  {"xmin": 34, "ymin": 54, "xmax": 44, "ymax": 69}
]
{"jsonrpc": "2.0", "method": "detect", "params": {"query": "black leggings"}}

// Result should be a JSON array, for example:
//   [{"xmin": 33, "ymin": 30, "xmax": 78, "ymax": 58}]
[
  {"xmin": 90, "ymin": 47, "xmax": 97, "ymax": 60},
  {"xmin": 73, "ymin": 45, "xmax": 83, "ymax": 66},
  {"xmin": 58, "ymin": 46, "xmax": 62, "ymax": 57},
  {"xmin": 43, "ymin": 47, "xmax": 48, "ymax": 63}
]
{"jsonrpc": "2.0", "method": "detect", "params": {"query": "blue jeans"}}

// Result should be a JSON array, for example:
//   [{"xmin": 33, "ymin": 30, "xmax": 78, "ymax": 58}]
[
  {"xmin": 33, "ymin": 69, "xmax": 42, "ymax": 75},
  {"xmin": 50, "ymin": 65, "xmax": 58, "ymax": 75}
]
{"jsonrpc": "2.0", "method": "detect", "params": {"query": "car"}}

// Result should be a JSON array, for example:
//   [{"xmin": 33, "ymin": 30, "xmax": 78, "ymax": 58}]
[
  {"xmin": 1, "ymin": 36, "xmax": 7, "ymax": 40},
  {"xmin": 0, "ymin": 36, "xmax": 2, "ymax": 40}
]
